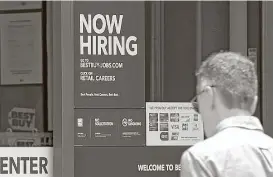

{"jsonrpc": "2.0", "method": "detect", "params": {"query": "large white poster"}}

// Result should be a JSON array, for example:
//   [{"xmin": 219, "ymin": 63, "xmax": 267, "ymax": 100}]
[
  {"xmin": 146, "ymin": 102, "xmax": 204, "ymax": 146},
  {"xmin": 0, "ymin": 12, "xmax": 43, "ymax": 85},
  {"xmin": 0, "ymin": 147, "xmax": 53, "ymax": 177}
]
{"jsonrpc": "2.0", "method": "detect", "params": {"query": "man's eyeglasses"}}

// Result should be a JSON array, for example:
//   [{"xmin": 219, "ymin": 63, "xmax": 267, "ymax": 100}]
[
  {"xmin": 190, "ymin": 85, "xmax": 217, "ymax": 113},
  {"xmin": 190, "ymin": 92, "xmax": 203, "ymax": 113}
]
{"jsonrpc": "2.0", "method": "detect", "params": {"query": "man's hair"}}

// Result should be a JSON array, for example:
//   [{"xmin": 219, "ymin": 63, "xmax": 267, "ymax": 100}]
[{"xmin": 196, "ymin": 51, "xmax": 258, "ymax": 110}]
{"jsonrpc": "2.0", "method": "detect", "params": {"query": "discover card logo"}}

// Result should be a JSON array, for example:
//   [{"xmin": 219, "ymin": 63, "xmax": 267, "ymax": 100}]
[
  {"xmin": 122, "ymin": 118, "xmax": 141, "ymax": 127},
  {"xmin": 94, "ymin": 118, "xmax": 114, "ymax": 126}
]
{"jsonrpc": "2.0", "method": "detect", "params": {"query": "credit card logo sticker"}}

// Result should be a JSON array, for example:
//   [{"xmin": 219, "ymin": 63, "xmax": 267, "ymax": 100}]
[
  {"xmin": 149, "ymin": 113, "xmax": 158, "ymax": 131},
  {"xmin": 182, "ymin": 123, "xmax": 188, "ymax": 131},
  {"xmin": 193, "ymin": 114, "xmax": 199, "ymax": 121},
  {"xmin": 160, "ymin": 132, "xmax": 169, "ymax": 141},
  {"xmin": 170, "ymin": 113, "xmax": 179, "ymax": 122},
  {"xmin": 192, "ymin": 122, "xmax": 199, "ymax": 131},
  {"xmin": 160, "ymin": 123, "xmax": 168, "ymax": 131},
  {"xmin": 171, "ymin": 124, "xmax": 179, "ymax": 130},
  {"xmin": 159, "ymin": 113, "xmax": 169, "ymax": 122}
]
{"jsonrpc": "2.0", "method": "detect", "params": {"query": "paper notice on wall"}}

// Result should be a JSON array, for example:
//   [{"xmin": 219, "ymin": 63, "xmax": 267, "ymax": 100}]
[
  {"xmin": 0, "ymin": 13, "xmax": 42, "ymax": 85},
  {"xmin": 248, "ymin": 48, "xmax": 257, "ymax": 69},
  {"xmin": 146, "ymin": 102, "xmax": 204, "ymax": 146}
]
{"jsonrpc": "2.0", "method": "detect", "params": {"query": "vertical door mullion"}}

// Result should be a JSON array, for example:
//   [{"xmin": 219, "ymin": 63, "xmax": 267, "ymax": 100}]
[
  {"xmin": 230, "ymin": 1, "xmax": 248, "ymax": 55},
  {"xmin": 151, "ymin": 1, "xmax": 164, "ymax": 102},
  {"xmin": 196, "ymin": 1, "xmax": 202, "ymax": 70},
  {"xmin": 262, "ymin": 1, "xmax": 273, "ymax": 138}
]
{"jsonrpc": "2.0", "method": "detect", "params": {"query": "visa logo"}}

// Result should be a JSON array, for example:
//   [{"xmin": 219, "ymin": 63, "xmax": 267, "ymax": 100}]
[{"xmin": 171, "ymin": 125, "xmax": 179, "ymax": 129}]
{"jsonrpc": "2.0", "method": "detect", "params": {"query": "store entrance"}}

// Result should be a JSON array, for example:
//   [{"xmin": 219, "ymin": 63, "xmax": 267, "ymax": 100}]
[
  {"xmin": 151, "ymin": 1, "xmax": 262, "ymax": 119},
  {"xmin": 55, "ymin": 1, "xmax": 264, "ymax": 177}
]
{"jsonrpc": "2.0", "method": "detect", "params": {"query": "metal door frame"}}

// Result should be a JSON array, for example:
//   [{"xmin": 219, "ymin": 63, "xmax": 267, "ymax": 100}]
[
  {"xmin": 52, "ymin": 1, "xmax": 74, "ymax": 177},
  {"xmin": 150, "ymin": 1, "xmax": 164, "ymax": 101},
  {"xmin": 262, "ymin": 1, "xmax": 273, "ymax": 138},
  {"xmin": 230, "ymin": 1, "xmax": 248, "ymax": 56}
]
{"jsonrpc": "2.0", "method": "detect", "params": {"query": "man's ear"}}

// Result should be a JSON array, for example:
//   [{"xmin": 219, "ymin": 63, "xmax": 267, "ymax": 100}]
[
  {"xmin": 250, "ymin": 96, "xmax": 258, "ymax": 115},
  {"xmin": 204, "ymin": 85, "xmax": 214, "ymax": 96}
]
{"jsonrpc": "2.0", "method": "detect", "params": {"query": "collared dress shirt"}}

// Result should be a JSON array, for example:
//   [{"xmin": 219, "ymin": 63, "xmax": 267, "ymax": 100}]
[{"xmin": 180, "ymin": 116, "xmax": 273, "ymax": 177}]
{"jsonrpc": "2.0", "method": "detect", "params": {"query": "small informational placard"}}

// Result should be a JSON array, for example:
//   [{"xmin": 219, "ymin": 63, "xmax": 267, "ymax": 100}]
[
  {"xmin": 0, "ymin": 147, "xmax": 53, "ymax": 177},
  {"xmin": 74, "ymin": 109, "xmax": 145, "ymax": 146},
  {"xmin": 248, "ymin": 48, "xmax": 257, "ymax": 69},
  {"xmin": 146, "ymin": 102, "xmax": 204, "ymax": 146},
  {"xmin": 0, "ymin": 12, "xmax": 43, "ymax": 85}
]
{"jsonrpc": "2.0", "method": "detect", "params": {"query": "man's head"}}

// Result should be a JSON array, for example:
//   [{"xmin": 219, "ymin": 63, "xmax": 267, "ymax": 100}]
[{"xmin": 196, "ymin": 51, "xmax": 258, "ymax": 137}]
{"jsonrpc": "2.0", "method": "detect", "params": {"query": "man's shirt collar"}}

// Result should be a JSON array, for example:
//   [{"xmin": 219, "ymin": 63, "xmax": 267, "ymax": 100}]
[{"xmin": 216, "ymin": 116, "xmax": 263, "ymax": 133}]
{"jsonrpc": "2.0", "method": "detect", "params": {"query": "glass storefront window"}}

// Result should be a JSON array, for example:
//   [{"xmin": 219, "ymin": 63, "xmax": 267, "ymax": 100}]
[{"xmin": 0, "ymin": 2, "xmax": 52, "ymax": 147}]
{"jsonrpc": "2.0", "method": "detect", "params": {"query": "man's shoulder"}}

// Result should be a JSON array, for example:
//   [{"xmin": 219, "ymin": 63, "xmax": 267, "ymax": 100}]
[
  {"xmin": 180, "ymin": 136, "xmax": 221, "ymax": 176},
  {"xmin": 184, "ymin": 130, "xmax": 243, "ymax": 161},
  {"xmin": 185, "ymin": 135, "xmax": 220, "ymax": 160},
  {"xmin": 184, "ymin": 129, "xmax": 273, "ymax": 162},
  {"xmin": 181, "ymin": 129, "xmax": 273, "ymax": 176}
]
